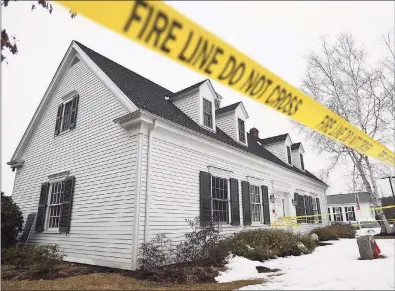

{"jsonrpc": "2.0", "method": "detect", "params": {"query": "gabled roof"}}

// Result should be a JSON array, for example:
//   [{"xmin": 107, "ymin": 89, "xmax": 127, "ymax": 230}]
[
  {"xmin": 15, "ymin": 41, "xmax": 324, "ymax": 186},
  {"xmin": 259, "ymin": 133, "xmax": 289, "ymax": 145},
  {"xmin": 327, "ymin": 192, "xmax": 371, "ymax": 205},
  {"xmin": 291, "ymin": 142, "xmax": 301, "ymax": 150},
  {"xmin": 170, "ymin": 80, "xmax": 207, "ymax": 98},
  {"xmin": 216, "ymin": 102, "xmax": 241, "ymax": 115}
]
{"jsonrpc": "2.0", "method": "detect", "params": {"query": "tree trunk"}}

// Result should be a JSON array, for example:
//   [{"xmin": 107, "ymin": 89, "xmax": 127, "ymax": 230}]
[{"xmin": 348, "ymin": 150, "xmax": 394, "ymax": 233}]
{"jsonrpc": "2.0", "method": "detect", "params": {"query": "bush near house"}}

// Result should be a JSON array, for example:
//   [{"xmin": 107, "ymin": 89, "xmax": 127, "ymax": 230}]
[
  {"xmin": 3, "ymin": 244, "xmax": 65, "ymax": 276},
  {"xmin": 1, "ymin": 192, "xmax": 24, "ymax": 251},
  {"xmin": 220, "ymin": 229, "xmax": 316, "ymax": 262},
  {"xmin": 310, "ymin": 224, "xmax": 356, "ymax": 241}
]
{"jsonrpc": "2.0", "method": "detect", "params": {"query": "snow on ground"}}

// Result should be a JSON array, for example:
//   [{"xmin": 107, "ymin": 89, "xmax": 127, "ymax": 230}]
[{"xmin": 216, "ymin": 239, "xmax": 395, "ymax": 290}]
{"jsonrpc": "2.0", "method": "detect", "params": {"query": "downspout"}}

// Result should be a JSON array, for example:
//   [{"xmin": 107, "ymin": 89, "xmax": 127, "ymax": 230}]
[
  {"xmin": 131, "ymin": 132, "xmax": 144, "ymax": 270},
  {"xmin": 144, "ymin": 120, "xmax": 157, "ymax": 243}
]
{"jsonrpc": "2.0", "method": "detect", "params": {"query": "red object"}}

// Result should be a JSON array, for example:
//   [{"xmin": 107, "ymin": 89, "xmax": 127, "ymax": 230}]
[
  {"xmin": 272, "ymin": 209, "xmax": 275, "ymax": 214},
  {"xmin": 356, "ymin": 203, "xmax": 360, "ymax": 211},
  {"xmin": 371, "ymin": 240, "xmax": 381, "ymax": 259}
]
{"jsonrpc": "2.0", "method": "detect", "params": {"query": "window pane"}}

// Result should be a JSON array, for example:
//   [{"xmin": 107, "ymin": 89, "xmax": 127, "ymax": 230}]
[
  {"xmin": 47, "ymin": 181, "xmax": 65, "ymax": 229},
  {"xmin": 61, "ymin": 100, "xmax": 73, "ymax": 131},
  {"xmin": 238, "ymin": 119, "xmax": 245, "ymax": 143},
  {"xmin": 203, "ymin": 98, "xmax": 213, "ymax": 128},
  {"xmin": 211, "ymin": 176, "xmax": 229, "ymax": 223}
]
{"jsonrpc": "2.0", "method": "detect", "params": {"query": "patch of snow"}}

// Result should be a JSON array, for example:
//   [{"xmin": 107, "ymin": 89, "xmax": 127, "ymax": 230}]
[
  {"xmin": 218, "ymin": 239, "xmax": 395, "ymax": 290},
  {"xmin": 215, "ymin": 256, "xmax": 278, "ymax": 283}
]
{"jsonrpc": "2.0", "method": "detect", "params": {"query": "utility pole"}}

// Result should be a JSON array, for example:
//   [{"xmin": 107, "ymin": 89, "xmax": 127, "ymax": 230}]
[{"xmin": 380, "ymin": 176, "xmax": 395, "ymax": 200}]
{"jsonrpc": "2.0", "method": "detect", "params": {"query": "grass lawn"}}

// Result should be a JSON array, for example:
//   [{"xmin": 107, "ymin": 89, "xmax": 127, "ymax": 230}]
[{"xmin": 2, "ymin": 273, "xmax": 262, "ymax": 290}]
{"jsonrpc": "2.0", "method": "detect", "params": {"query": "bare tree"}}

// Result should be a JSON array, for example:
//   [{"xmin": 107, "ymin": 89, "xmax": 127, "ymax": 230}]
[
  {"xmin": 1, "ymin": 0, "xmax": 76, "ymax": 62},
  {"xmin": 294, "ymin": 33, "xmax": 395, "ymax": 233}
]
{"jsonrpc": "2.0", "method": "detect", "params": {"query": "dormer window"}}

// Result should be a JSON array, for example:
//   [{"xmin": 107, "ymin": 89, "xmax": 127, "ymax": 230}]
[
  {"xmin": 238, "ymin": 118, "xmax": 246, "ymax": 143},
  {"xmin": 203, "ymin": 98, "xmax": 213, "ymax": 128},
  {"xmin": 300, "ymin": 154, "xmax": 305, "ymax": 171},
  {"xmin": 287, "ymin": 146, "xmax": 292, "ymax": 164}
]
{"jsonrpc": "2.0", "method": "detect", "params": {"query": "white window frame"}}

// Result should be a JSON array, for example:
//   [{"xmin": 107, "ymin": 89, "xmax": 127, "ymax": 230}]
[
  {"xmin": 202, "ymin": 98, "xmax": 214, "ymax": 129},
  {"xmin": 312, "ymin": 197, "xmax": 318, "ymax": 223},
  {"xmin": 58, "ymin": 92, "xmax": 78, "ymax": 134},
  {"xmin": 237, "ymin": 118, "xmax": 246, "ymax": 144},
  {"xmin": 250, "ymin": 185, "xmax": 263, "ymax": 224},
  {"xmin": 345, "ymin": 206, "xmax": 356, "ymax": 221},
  {"xmin": 333, "ymin": 207, "xmax": 343, "ymax": 222},
  {"xmin": 44, "ymin": 180, "xmax": 65, "ymax": 232},
  {"xmin": 211, "ymin": 176, "xmax": 231, "ymax": 224}
]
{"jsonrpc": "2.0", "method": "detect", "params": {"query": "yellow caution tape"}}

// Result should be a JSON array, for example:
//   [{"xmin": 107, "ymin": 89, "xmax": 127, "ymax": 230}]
[{"xmin": 56, "ymin": 1, "xmax": 395, "ymax": 167}]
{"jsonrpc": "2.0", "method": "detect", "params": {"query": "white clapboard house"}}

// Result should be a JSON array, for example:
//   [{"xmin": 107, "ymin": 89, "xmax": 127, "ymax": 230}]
[
  {"xmin": 8, "ymin": 41, "xmax": 329, "ymax": 270},
  {"xmin": 327, "ymin": 192, "xmax": 375, "ymax": 222}
]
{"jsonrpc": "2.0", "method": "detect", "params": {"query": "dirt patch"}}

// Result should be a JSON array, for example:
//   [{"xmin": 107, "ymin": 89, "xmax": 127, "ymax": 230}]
[
  {"xmin": 1, "ymin": 273, "xmax": 264, "ymax": 291},
  {"xmin": 256, "ymin": 266, "xmax": 281, "ymax": 273},
  {"xmin": 1, "ymin": 263, "xmax": 119, "ymax": 281},
  {"xmin": 317, "ymin": 242, "xmax": 333, "ymax": 247}
]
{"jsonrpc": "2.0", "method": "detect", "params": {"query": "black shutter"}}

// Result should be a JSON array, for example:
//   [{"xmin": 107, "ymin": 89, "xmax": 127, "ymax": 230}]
[
  {"xmin": 241, "ymin": 181, "xmax": 251, "ymax": 226},
  {"xmin": 316, "ymin": 198, "xmax": 322, "ymax": 223},
  {"xmin": 261, "ymin": 185, "xmax": 270, "ymax": 225},
  {"xmin": 294, "ymin": 193, "xmax": 300, "ymax": 223},
  {"xmin": 59, "ymin": 176, "xmax": 76, "ymax": 233},
  {"xmin": 199, "ymin": 171, "xmax": 212, "ymax": 226},
  {"xmin": 308, "ymin": 196, "xmax": 313, "ymax": 223},
  {"xmin": 21, "ymin": 213, "xmax": 36, "ymax": 243},
  {"xmin": 35, "ymin": 183, "xmax": 49, "ymax": 232},
  {"xmin": 69, "ymin": 95, "xmax": 79, "ymax": 129},
  {"xmin": 230, "ymin": 178, "xmax": 240, "ymax": 226},
  {"xmin": 328, "ymin": 208, "xmax": 331, "ymax": 221},
  {"xmin": 54, "ymin": 104, "xmax": 64, "ymax": 135},
  {"xmin": 350, "ymin": 206, "xmax": 355, "ymax": 221}
]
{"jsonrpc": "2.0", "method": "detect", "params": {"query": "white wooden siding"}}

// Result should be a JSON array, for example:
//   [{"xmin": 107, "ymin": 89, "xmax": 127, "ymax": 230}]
[
  {"xmin": 216, "ymin": 113, "xmax": 236, "ymax": 140},
  {"xmin": 172, "ymin": 93, "xmax": 199, "ymax": 124},
  {"xmin": 11, "ymin": 60, "xmax": 136, "ymax": 270},
  {"xmin": 143, "ymin": 129, "xmax": 327, "ymax": 246},
  {"xmin": 264, "ymin": 142, "xmax": 288, "ymax": 164},
  {"xmin": 291, "ymin": 150, "xmax": 301, "ymax": 169}
]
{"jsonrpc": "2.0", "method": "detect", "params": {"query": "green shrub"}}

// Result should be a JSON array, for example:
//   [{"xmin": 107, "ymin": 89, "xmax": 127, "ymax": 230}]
[
  {"xmin": 1, "ymin": 192, "xmax": 24, "ymax": 250},
  {"xmin": 310, "ymin": 224, "xmax": 356, "ymax": 241},
  {"xmin": 221, "ymin": 229, "xmax": 316, "ymax": 262},
  {"xmin": 4, "ymin": 244, "xmax": 65, "ymax": 274}
]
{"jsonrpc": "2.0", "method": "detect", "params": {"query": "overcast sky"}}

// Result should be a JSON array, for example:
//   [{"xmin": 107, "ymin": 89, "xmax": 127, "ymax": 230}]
[{"xmin": 2, "ymin": 1, "xmax": 394, "ymax": 197}]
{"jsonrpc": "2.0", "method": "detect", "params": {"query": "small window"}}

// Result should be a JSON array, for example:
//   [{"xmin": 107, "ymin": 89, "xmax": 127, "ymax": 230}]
[
  {"xmin": 287, "ymin": 146, "xmax": 292, "ymax": 164},
  {"xmin": 46, "ymin": 181, "xmax": 65, "ymax": 229},
  {"xmin": 211, "ymin": 176, "xmax": 229, "ymax": 223},
  {"xmin": 345, "ymin": 206, "xmax": 356, "ymax": 221},
  {"xmin": 300, "ymin": 154, "xmax": 305, "ymax": 170},
  {"xmin": 238, "ymin": 118, "xmax": 246, "ymax": 143},
  {"xmin": 61, "ymin": 100, "xmax": 73, "ymax": 132},
  {"xmin": 55, "ymin": 94, "xmax": 79, "ymax": 135},
  {"xmin": 203, "ymin": 98, "xmax": 213, "ymax": 128},
  {"xmin": 250, "ymin": 185, "xmax": 262, "ymax": 223}
]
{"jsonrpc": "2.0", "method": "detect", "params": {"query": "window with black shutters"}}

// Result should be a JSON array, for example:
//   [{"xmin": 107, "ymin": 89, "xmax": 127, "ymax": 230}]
[
  {"xmin": 345, "ymin": 206, "xmax": 356, "ymax": 221},
  {"xmin": 238, "ymin": 118, "xmax": 246, "ymax": 143},
  {"xmin": 46, "ymin": 181, "xmax": 65, "ymax": 229},
  {"xmin": 55, "ymin": 94, "xmax": 79, "ymax": 135},
  {"xmin": 287, "ymin": 146, "xmax": 292, "ymax": 164},
  {"xmin": 211, "ymin": 176, "xmax": 229, "ymax": 223},
  {"xmin": 203, "ymin": 98, "xmax": 213, "ymax": 128},
  {"xmin": 300, "ymin": 154, "xmax": 305, "ymax": 170}
]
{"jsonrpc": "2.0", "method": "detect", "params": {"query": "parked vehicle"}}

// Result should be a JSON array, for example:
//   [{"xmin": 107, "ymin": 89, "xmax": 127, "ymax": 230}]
[{"xmin": 352, "ymin": 219, "xmax": 381, "ymax": 237}]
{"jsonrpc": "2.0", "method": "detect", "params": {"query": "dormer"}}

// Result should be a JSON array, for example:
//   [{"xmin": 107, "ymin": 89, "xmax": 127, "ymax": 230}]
[
  {"xmin": 216, "ymin": 102, "xmax": 249, "ymax": 145},
  {"xmin": 170, "ymin": 80, "xmax": 220, "ymax": 132},
  {"xmin": 259, "ymin": 133, "xmax": 293, "ymax": 164},
  {"xmin": 291, "ymin": 143, "xmax": 305, "ymax": 171}
]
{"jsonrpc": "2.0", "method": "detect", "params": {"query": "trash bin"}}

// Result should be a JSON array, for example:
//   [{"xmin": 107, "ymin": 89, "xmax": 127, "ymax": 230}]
[{"xmin": 357, "ymin": 235, "xmax": 374, "ymax": 260}]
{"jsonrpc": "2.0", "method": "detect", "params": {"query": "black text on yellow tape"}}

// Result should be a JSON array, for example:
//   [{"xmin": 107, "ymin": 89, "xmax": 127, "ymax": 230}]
[{"xmin": 56, "ymin": 0, "xmax": 395, "ymax": 167}]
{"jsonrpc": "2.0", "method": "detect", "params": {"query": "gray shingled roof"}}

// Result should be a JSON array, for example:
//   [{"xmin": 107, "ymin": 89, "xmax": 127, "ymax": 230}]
[
  {"xmin": 216, "ymin": 102, "xmax": 241, "ymax": 115},
  {"xmin": 75, "ymin": 41, "xmax": 326, "ymax": 186},
  {"xmin": 291, "ymin": 142, "xmax": 301, "ymax": 150},
  {"xmin": 327, "ymin": 192, "xmax": 371, "ymax": 205},
  {"xmin": 259, "ymin": 134, "xmax": 289, "ymax": 145},
  {"xmin": 170, "ymin": 80, "xmax": 207, "ymax": 97}
]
